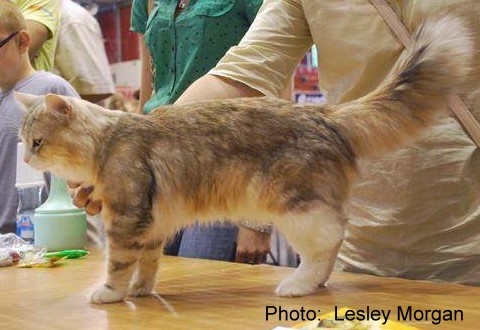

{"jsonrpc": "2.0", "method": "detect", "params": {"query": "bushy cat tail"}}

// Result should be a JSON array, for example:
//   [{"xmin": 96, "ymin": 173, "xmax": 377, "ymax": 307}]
[{"xmin": 330, "ymin": 15, "xmax": 474, "ymax": 158}]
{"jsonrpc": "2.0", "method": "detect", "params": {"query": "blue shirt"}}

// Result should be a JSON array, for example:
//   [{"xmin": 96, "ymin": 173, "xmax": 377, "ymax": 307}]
[{"xmin": 0, "ymin": 71, "xmax": 79, "ymax": 232}]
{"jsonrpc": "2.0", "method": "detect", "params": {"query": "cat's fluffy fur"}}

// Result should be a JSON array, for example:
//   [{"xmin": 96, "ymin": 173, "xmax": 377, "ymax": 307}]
[{"xmin": 17, "ymin": 16, "xmax": 473, "ymax": 304}]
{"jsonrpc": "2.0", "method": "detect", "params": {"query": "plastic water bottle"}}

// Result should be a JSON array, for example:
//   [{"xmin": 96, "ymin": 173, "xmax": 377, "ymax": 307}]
[
  {"xmin": 16, "ymin": 185, "xmax": 45, "ymax": 243},
  {"xmin": 15, "ymin": 143, "xmax": 45, "ymax": 244}
]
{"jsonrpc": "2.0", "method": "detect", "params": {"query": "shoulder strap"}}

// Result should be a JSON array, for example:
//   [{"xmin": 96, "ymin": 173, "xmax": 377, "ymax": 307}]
[
  {"xmin": 370, "ymin": 0, "xmax": 411, "ymax": 47},
  {"xmin": 370, "ymin": 0, "xmax": 480, "ymax": 148}
]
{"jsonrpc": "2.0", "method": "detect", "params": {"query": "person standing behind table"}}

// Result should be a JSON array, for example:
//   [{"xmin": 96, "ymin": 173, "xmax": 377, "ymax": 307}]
[
  {"xmin": 0, "ymin": 0, "xmax": 79, "ymax": 234},
  {"xmin": 12, "ymin": 0, "xmax": 61, "ymax": 71},
  {"xmin": 176, "ymin": 0, "xmax": 480, "ymax": 285},
  {"xmin": 54, "ymin": 0, "xmax": 115, "ymax": 103},
  {"xmin": 130, "ymin": 0, "xmax": 270, "ymax": 263}
]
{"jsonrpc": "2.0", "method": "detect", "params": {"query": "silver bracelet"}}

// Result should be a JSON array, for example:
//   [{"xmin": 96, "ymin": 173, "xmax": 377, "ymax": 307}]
[{"xmin": 240, "ymin": 220, "xmax": 273, "ymax": 234}]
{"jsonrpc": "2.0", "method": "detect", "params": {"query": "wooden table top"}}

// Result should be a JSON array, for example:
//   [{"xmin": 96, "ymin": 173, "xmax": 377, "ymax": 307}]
[{"xmin": 1, "ymin": 252, "xmax": 478, "ymax": 330}]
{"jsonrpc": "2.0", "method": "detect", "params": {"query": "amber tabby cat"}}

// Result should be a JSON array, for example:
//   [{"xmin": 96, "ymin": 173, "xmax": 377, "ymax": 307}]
[{"xmin": 16, "ymin": 16, "xmax": 473, "ymax": 303}]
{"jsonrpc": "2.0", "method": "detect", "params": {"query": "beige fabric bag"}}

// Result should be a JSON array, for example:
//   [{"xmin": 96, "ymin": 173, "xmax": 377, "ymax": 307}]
[
  {"xmin": 370, "ymin": 0, "xmax": 480, "ymax": 148},
  {"xmin": 337, "ymin": 0, "xmax": 480, "ymax": 286}
]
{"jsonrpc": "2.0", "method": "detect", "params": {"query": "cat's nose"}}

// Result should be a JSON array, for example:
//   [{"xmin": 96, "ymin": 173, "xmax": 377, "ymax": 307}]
[{"xmin": 23, "ymin": 155, "xmax": 30, "ymax": 164}]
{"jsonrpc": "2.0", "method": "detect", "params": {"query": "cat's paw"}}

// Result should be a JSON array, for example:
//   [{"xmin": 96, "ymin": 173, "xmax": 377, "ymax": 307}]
[
  {"xmin": 90, "ymin": 284, "xmax": 126, "ymax": 304},
  {"xmin": 129, "ymin": 279, "xmax": 155, "ymax": 297},
  {"xmin": 275, "ymin": 274, "xmax": 320, "ymax": 297}
]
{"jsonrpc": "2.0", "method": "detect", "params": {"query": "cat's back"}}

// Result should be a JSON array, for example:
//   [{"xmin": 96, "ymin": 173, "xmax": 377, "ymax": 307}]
[
  {"xmin": 133, "ymin": 97, "xmax": 347, "ymax": 163},
  {"xmin": 147, "ymin": 97, "xmax": 332, "ymax": 129}
]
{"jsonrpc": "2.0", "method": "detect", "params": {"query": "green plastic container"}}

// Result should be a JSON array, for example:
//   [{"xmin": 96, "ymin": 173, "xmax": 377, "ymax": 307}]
[{"xmin": 33, "ymin": 175, "xmax": 87, "ymax": 252}]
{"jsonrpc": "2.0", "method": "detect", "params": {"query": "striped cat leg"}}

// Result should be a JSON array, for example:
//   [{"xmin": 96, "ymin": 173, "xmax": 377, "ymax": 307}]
[
  {"xmin": 130, "ymin": 239, "xmax": 164, "ymax": 296},
  {"xmin": 90, "ymin": 237, "xmax": 145, "ymax": 303},
  {"xmin": 90, "ymin": 209, "xmax": 154, "ymax": 304},
  {"xmin": 274, "ymin": 206, "xmax": 345, "ymax": 297}
]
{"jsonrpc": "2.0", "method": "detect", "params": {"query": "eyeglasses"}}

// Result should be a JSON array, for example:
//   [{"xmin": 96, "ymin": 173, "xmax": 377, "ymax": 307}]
[{"xmin": 0, "ymin": 31, "xmax": 19, "ymax": 49}]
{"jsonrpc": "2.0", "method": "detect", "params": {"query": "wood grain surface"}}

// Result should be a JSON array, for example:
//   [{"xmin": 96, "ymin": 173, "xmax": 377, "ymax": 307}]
[{"xmin": 1, "ymin": 253, "xmax": 478, "ymax": 329}]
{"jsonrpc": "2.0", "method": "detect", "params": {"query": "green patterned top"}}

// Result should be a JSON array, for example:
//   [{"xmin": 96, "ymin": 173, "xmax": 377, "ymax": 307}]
[{"xmin": 131, "ymin": 0, "xmax": 262, "ymax": 113}]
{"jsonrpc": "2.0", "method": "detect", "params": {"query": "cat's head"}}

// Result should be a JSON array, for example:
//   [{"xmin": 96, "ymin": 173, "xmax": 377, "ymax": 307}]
[{"xmin": 15, "ymin": 92, "xmax": 105, "ymax": 182}]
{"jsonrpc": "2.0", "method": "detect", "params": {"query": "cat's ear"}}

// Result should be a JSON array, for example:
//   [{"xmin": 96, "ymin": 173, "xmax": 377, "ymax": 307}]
[
  {"xmin": 14, "ymin": 92, "xmax": 40, "ymax": 111},
  {"xmin": 45, "ymin": 93, "xmax": 72, "ymax": 118}
]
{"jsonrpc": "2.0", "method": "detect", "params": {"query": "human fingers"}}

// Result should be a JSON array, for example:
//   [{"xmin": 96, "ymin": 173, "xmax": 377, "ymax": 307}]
[
  {"xmin": 235, "ymin": 249, "xmax": 255, "ymax": 264},
  {"xmin": 236, "ymin": 249, "xmax": 266, "ymax": 264},
  {"xmin": 84, "ymin": 199, "xmax": 102, "ymax": 216},
  {"xmin": 72, "ymin": 186, "xmax": 94, "ymax": 208},
  {"xmin": 252, "ymin": 251, "xmax": 267, "ymax": 264}
]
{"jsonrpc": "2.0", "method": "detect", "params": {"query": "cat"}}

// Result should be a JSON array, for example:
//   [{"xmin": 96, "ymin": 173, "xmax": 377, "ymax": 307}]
[{"xmin": 16, "ymin": 16, "xmax": 473, "ymax": 304}]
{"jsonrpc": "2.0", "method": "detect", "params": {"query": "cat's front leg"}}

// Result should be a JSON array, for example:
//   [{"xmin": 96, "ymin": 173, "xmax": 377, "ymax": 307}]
[
  {"xmin": 91, "ymin": 238, "xmax": 144, "ymax": 304},
  {"xmin": 130, "ymin": 239, "xmax": 164, "ymax": 297},
  {"xmin": 90, "ymin": 158, "xmax": 158, "ymax": 303}
]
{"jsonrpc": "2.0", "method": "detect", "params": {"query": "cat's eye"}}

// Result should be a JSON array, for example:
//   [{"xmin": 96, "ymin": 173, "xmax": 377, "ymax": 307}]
[{"xmin": 32, "ymin": 138, "xmax": 43, "ymax": 151}]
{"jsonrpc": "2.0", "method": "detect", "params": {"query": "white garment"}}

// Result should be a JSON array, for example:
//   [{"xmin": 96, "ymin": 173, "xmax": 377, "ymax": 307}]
[{"xmin": 54, "ymin": 0, "xmax": 115, "ymax": 96}]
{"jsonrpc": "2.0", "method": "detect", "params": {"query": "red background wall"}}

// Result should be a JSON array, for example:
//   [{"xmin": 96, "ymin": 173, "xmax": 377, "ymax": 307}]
[{"xmin": 98, "ymin": 4, "xmax": 139, "ymax": 63}]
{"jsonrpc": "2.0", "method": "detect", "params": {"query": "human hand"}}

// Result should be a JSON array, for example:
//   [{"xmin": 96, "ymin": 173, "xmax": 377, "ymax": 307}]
[
  {"xmin": 235, "ymin": 227, "xmax": 271, "ymax": 264},
  {"xmin": 68, "ymin": 182, "xmax": 102, "ymax": 215}
]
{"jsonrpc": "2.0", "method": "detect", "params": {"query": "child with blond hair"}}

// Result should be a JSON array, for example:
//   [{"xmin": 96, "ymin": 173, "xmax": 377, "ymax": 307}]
[{"xmin": 0, "ymin": 0, "xmax": 78, "ymax": 233}]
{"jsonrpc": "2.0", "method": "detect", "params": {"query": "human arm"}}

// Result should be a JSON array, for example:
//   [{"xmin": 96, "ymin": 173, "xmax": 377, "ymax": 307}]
[
  {"xmin": 130, "ymin": 0, "xmax": 153, "ymax": 113},
  {"xmin": 235, "ymin": 220, "xmax": 273, "ymax": 264},
  {"xmin": 175, "ymin": 53, "xmax": 294, "ymax": 105},
  {"xmin": 175, "ymin": 74, "xmax": 263, "ymax": 105},
  {"xmin": 177, "ymin": 0, "xmax": 312, "ymax": 104},
  {"xmin": 236, "ymin": 227, "xmax": 271, "ymax": 264},
  {"xmin": 137, "ymin": 35, "xmax": 154, "ymax": 113}
]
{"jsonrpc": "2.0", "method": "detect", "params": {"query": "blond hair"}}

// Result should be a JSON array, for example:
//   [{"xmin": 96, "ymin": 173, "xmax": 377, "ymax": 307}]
[{"xmin": 0, "ymin": 0, "xmax": 27, "ymax": 33}]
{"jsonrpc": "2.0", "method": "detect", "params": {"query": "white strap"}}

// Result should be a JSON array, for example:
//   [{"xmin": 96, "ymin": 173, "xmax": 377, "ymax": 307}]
[
  {"xmin": 370, "ymin": 0, "xmax": 480, "ymax": 148},
  {"xmin": 448, "ymin": 95, "xmax": 480, "ymax": 148},
  {"xmin": 370, "ymin": 0, "xmax": 411, "ymax": 47}
]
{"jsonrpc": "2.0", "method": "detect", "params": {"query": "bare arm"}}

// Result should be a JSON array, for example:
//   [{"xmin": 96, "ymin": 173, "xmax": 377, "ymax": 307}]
[
  {"xmin": 175, "ymin": 74, "xmax": 263, "ymax": 105},
  {"xmin": 176, "ymin": 0, "xmax": 309, "ymax": 106},
  {"xmin": 137, "ymin": 35, "xmax": 153, "ymax": 114},
  {"xmin": 26, "ymin": 20, "xmax": 49, "ymax": 64}
]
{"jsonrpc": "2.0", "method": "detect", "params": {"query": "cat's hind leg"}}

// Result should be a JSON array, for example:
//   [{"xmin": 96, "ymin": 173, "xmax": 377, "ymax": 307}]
[
  {"xmin": 129, "ymin": 239, "xmax": 164, "ymax": 297},
  {"xmin": 274, "ymin": 206, "xmax": 345, "ymax": 297}
]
